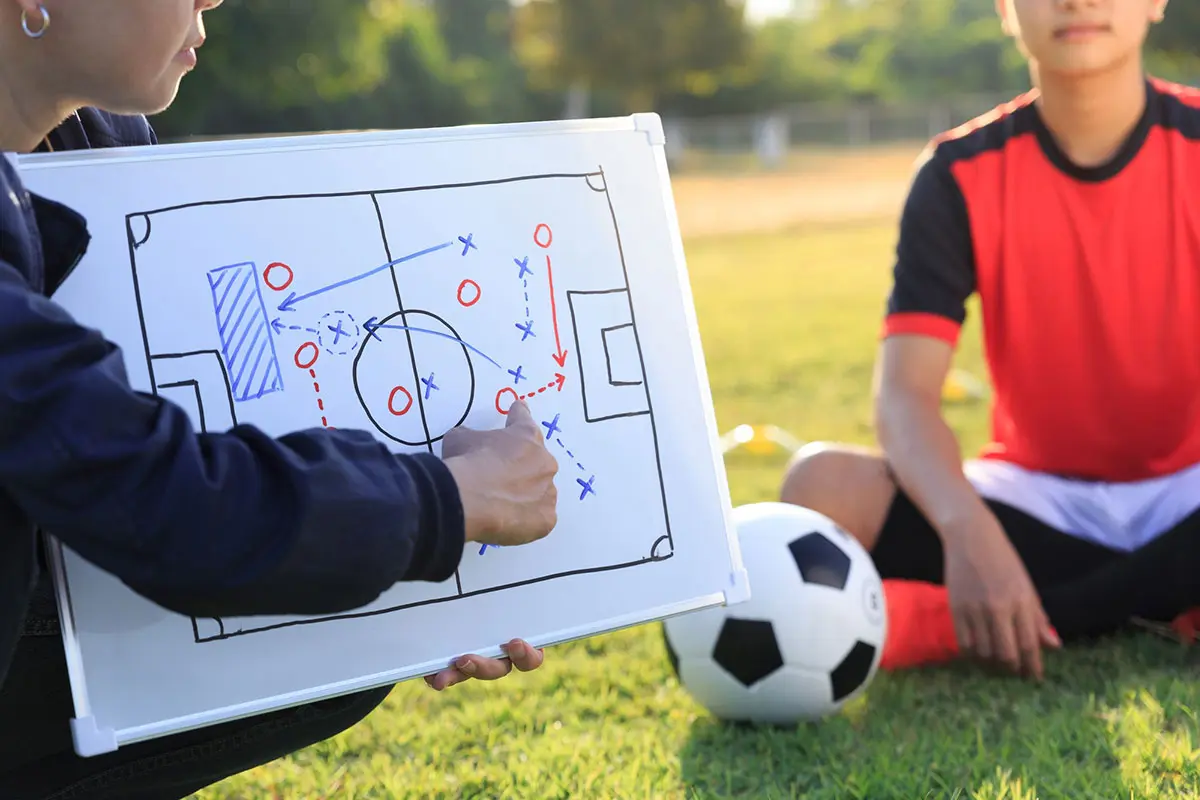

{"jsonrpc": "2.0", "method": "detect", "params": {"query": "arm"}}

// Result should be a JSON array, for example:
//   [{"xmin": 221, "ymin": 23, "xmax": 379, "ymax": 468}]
[
  {"xmin": 875, "ymin": 337, "xmax": 991, "ymax": 541},
  {"xmin": 0, "ymin": 257, "xmax": 465, "ymax": 619},
  {"xmin": 873, "ymin": 147, "xmax": 987, "ymax": 544},
  {"xmin": 874, "ymin": 155, "xmax": 1059, "ymax": 679}
]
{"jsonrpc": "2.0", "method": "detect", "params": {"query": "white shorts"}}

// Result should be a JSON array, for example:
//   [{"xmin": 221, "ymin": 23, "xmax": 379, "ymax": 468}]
[{"xmin": 964, "ymin": 458, "xmax": 1200, "ymax": 553}]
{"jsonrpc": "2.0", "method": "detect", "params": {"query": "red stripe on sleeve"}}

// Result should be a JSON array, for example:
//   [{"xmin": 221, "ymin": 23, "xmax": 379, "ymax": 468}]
[{"xmin": 881, "ymin": 312, "xmax": 961, "ymax": 345}]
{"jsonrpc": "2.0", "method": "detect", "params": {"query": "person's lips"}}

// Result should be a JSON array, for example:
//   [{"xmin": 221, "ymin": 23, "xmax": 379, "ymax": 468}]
[
  {"xmin": 176, "ymin": 36, "xmax": 204, "ymax": 68},
  {"xmin": 1053, "ymin": 22, "xmax": 1111, "ymax": 41}
]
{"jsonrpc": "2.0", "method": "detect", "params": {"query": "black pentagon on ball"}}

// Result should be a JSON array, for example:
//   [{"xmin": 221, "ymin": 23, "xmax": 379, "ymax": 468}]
[
  {"xmin": 830, "ymin": 640, "xmax": 877, "ymax": 701},
  {"xmin": 713, "ymin": 617, "xmax": 784, "ymax": 687},
  {"xmin": 788, "ymin": 532, "xmax": 852, "ymax": 590}
]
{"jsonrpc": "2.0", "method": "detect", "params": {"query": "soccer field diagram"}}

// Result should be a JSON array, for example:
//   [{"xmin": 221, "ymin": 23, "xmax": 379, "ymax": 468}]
[{"xmin": 123, "ymin": 170, "xmax": 675, "ymax": 644}]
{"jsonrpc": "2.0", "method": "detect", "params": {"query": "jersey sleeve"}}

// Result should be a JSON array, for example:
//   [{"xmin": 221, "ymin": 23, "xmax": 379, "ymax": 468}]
[
  {"xmin": 0, "ymin": 252, "xmax": 466, "ymax": 620},
  {"xmin": 881, "ymin": 148, "xmax": 977, "ymax": 345}
]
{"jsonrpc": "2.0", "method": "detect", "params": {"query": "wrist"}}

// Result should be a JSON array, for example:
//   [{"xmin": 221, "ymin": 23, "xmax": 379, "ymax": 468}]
[
  {"xmin": 930, "ymin": 496, "xmax": 993, "ymax": 547},
  {"xmin": 443, "ymin": 456, "xmax": 486, "ymax": 543}
]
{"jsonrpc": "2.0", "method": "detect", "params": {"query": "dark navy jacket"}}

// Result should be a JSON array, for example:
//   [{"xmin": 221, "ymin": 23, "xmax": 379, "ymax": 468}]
[{"xmin": 0, "ymin": 109, "xmax": 466, "ymax": 689}]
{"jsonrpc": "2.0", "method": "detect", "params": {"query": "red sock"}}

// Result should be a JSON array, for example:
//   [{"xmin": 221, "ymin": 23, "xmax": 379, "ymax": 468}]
[
  {"xmin": 1171, "ymin": 608, "xmax": 1200, "ymax": 643},
  {"xmin": 879, "ymin": 580, "xmax": 961, "ymax": 671}
]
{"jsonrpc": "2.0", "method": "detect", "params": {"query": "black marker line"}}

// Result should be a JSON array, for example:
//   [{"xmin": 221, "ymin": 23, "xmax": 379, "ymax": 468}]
[
  {"xmin": 126, "ymin": 214, "xmax": 157, "ymax": 393},
  {"xmin": 157, "ymin": 379, "xmax": 208, "ymax": 434},
  {"xmin": 194, "ymin": 551, "xmax": 674, "ymax": 642},
  {"xmin": 150, "ymin": 350, "xmax": 238, "ymax": 426},
  {"xmin": 370, "ymin": 195, "xmax": 461, "ymax": 596},
  {"xmin": 601, "ymin": 323, "xmax": 642, "ymax": 387},
  {"xmin": 132, "ymin": 172, "xmax": 606, "ymax": 217},
  {"xmin": 599, "ymin": 164, "xmax": 674, "ymax": 554},
  {"xmin": 370, "ymin": 194, "xmax": 435, "ymax": 455}
]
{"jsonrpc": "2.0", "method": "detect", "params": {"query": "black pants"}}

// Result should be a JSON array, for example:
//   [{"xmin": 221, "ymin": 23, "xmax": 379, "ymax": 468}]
[
  {"xmin": 0, "ymin": 633, "xmax": 392, "ymax": 800},
  {"xmin": 873, "ymin": 487, "xmax": 1200, "ymax": 641}
]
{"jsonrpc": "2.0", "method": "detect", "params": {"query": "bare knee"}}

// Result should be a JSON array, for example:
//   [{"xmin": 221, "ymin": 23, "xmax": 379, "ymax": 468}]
[{"xmin": 779, "ymin": 442, "xmax": 896, "ymax": 548}]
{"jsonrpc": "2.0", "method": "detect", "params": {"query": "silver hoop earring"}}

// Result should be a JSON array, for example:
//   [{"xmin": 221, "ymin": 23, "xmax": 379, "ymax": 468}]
[{"xmin": 21, "ymin": 5, "xmax": 50, "ymax": 39}]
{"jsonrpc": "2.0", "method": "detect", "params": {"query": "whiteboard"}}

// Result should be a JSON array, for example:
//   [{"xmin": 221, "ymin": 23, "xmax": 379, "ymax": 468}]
[{"xmin": 15, "ymin": 113, "xmax": 747, "ymax": 757}]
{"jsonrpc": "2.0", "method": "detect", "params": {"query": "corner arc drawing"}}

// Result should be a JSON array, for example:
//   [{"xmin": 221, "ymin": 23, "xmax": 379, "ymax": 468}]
[{"xmin": 122, "ymin": 168, "xmax": 676, "ymax": 643}]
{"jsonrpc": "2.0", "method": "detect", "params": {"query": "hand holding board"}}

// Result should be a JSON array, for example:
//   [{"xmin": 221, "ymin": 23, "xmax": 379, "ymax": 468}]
[{"xmin": 15, "ymin": 113, "xmax": 748, "ymax": 757}]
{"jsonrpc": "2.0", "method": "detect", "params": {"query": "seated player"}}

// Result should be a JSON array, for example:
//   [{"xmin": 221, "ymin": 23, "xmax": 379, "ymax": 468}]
[{"xmin": 780, "ymin": 0, "xmax": 1199, "ymax": 681}]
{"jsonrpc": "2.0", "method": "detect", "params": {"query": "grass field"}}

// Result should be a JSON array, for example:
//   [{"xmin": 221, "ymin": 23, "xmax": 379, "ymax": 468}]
[{"xmin": 198, "ymin": 146, "xmax": 1200, "ymax": 799}]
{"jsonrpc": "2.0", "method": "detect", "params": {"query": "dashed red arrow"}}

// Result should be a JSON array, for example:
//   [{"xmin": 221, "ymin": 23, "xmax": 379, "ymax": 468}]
[
  {"xmin": 520, "ymin": 373, "xmax": 567, "ymax": 401},
  {"xmin": 547, "ymin": 255, "xmax": 569, "ymax": 368}
]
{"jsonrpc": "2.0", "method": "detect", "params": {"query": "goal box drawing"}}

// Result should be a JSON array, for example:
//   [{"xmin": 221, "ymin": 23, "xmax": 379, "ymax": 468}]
[{"xmin": 121, "ymin": 170, "xmax": 676, "ymax": 643}]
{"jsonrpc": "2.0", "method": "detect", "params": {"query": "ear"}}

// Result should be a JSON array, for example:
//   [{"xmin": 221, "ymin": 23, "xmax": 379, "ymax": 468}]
[{"xmin": 1151, "ymin": 0, "xmax": 1167, "ymax": 22}]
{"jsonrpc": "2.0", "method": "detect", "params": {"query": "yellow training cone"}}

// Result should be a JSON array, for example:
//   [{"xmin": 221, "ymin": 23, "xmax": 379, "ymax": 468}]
[
  {"xmin": 942, "ymin": 368, "xmax": 989, "ymax": 404},
  {"xmin": 719, "ymin": 424, "xmax": 804, "ymax": 456}
]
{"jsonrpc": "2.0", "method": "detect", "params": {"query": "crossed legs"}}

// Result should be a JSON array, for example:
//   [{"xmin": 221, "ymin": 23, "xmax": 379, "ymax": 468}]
[{"xmin": 780, "ymin": 443, "xmax": 1200, "ymax": 670}]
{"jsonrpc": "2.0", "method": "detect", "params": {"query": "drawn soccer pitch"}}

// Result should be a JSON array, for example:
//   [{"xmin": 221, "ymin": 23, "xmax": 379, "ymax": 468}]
[{"xmin": 124, "ymin": 170, "xmax": 674, "ymax": 643}]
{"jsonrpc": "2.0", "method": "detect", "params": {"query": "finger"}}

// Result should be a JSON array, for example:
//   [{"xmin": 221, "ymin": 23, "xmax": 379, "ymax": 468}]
[
  {"xmin": 424, "ymin": 667, "xmax": 471, "ymax": 691},
  {"xmin": 987, "ymin": 608, "xmax": 1021, "ymax": 673},
  {"xmin": 504, "ymin": 399, "xmax": 535, "ymax": 430},
  {"xmin": 1014, "ymin": 607, "xmax": 1044, "ymax": 680},
  {"xmin": 501, "ymin": 639, "xmax": 545, "ymax": 672},
  {"xmin": 452, "ymin": 654, "xmax": 514, "ymax": 681},
  {"xmin": 951, "ymin": 607, "xmax": 975, "ymax": 654},
  {"xmin": 968, "ymin": 607, "xmax": 993, "ymax": 661}
]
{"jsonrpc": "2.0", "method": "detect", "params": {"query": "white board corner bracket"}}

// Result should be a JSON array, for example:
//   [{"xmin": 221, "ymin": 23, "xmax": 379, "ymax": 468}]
[
  {"xmin": 631, "ymin": 112, "xmax": 666, "ymax": 147},
  {"xmin": 71, "ymin": 715, "xmax": 119, "ymax": 758},
  {"xmin": 724, "ymin": 566, "xmax": 752, "ymax": 607}
]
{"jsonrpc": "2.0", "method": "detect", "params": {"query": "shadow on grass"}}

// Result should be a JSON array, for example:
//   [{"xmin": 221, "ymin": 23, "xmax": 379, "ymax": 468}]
[{"xmin": 676, "ymin": 630, "xmax": 1200, "ymax": 799}]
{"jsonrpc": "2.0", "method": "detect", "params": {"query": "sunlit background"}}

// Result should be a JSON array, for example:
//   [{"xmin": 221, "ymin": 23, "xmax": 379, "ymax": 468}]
[{"xmin": 158, "ymin": 2, "xmax": 1200, "ymax": 797}]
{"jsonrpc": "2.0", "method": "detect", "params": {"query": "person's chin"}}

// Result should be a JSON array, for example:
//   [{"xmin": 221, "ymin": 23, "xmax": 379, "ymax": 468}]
[
  {"xmin": 1036, "ymin": 49, "xmax": 1128, "ymax": 80},
  {"xmin": 99, "ymin": 80, "xmax": 184, "ymax": 119}
]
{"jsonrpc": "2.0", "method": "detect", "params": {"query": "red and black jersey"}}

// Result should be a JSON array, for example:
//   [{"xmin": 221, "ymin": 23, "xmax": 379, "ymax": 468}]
[{"xmin": 882, "ymin": 76, "xmax": 1200, "ymax": 483}]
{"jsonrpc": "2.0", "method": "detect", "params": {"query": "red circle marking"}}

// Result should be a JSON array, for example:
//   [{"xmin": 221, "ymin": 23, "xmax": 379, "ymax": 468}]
[
  {"xmin": 534, "ymin": 224, "xmax": 553, "ymax": 249},
  {"xmin": 294, "ymin": 342, "xmax": 319, "ymax": 369},
  {"xmin": 495, "ymin": 387, "xmax": 519, "ymax": 415},
  {"xmin": 457, "ymin": 279, "xmax": 481, "ymax": 307},
  {"xmin": 264, "ymin": 262, "xmax": 294, "ymax": 292},
  {"xmin": 388, "ymin": 386, "xmax": 413, "ymax": 416}
]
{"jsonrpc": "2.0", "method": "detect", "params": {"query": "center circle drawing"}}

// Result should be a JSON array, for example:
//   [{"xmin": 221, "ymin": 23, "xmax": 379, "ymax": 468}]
[{"xmin": 352, "ymin": 309, "xmax": 476, "ymax": 446}]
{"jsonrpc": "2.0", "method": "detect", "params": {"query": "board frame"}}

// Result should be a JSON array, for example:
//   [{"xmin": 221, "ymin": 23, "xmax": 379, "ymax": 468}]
[{"xmin": 15, "ymin": 113, "xmax": 749, "ymax": 757}]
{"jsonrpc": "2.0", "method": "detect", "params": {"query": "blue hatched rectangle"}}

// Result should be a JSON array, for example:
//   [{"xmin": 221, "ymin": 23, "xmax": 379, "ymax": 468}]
[{"xmin": 207, "ymin": 261, "xmax": 283, "ymax": 402}]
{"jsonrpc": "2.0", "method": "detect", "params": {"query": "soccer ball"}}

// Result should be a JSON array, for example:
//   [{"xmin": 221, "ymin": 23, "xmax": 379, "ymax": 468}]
[{"xmin": 663, "ymin": 502, "xmax": 887, "ymax": 724}]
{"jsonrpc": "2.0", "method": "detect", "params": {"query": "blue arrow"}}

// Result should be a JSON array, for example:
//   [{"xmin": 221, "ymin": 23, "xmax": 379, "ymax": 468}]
[
  {"xmin": 364, "ymin": 317, "xmax": 503, "ymax": 369},
  {"xmin": 269, "ymin": 317, "xmax": 319, "ymax": 336},
  {"xmin": 278, "ymin": 240, "xmax": 455, "ymax": 312}
]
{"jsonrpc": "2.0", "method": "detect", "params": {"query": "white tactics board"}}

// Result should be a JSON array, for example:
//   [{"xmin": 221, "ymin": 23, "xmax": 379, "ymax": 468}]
[{"xmin": 15, "ymin": 113, "xmax": 747, "ymax": 757}]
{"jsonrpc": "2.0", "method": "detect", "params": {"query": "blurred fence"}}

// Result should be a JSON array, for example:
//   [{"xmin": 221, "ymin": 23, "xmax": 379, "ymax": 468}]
[{"xmin": 661, "ymin": 93, "xmax": 1017, "ymax": 169}]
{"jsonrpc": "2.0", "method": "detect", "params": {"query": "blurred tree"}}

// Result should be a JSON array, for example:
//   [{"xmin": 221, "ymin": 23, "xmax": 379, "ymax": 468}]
[
  {"xmin": 155, "ymin": 0, "xmax": 412, "ymax": 135},
  {"xmin": 434, "ymin": 0, "xmax": 513, "ymax": 62},
  {"xmin": 514, "ymin": 0, "xmax": 753, "ymax": 113},
  {"xmin": 1147, "ymin": 3, "xmax": 1200, "ymax": 57},
  {"xmin": 151, "ymin": 0, "xmax": 1198, "ymax": 140},
  {"xmin": 432, "ymin": 0, "xmax": 553, "ymax": 122}
]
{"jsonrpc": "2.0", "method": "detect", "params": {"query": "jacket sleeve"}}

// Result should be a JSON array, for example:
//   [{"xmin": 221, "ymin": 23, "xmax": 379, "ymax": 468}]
[{"xmin": 0, "ymin": 257, "xmax": 465, "ymax": 619}]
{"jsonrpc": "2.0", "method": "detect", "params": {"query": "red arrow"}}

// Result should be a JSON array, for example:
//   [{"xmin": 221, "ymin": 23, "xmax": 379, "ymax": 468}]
[
  {"xmin": 546, "ymin": 255, "xmax": 569, "ymax": 368},
  {"xmin": 519, "ymin": 373, "xmax": 567, "ymax": 401}
]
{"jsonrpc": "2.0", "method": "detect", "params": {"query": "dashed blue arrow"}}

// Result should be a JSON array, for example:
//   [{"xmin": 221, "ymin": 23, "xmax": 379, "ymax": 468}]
[
  {"xmin": 364, "ymin": 317, "xmax": 504, "ymax": 369},
  {"xmin": 277, "ymin": 240, "xmax": 455, "ymax": 312},
  {"xmin": 270, "ymin": 318, "xmax": 318, "ymax": 335}
]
